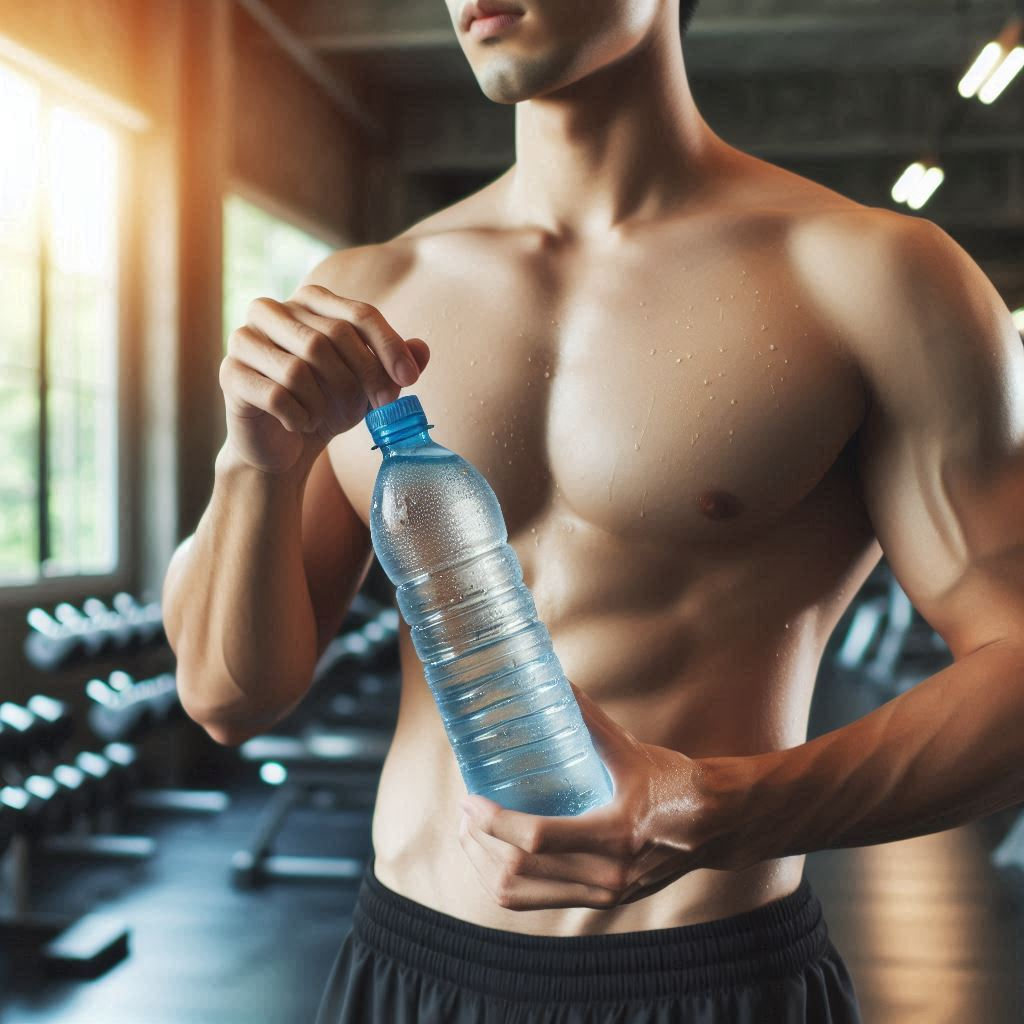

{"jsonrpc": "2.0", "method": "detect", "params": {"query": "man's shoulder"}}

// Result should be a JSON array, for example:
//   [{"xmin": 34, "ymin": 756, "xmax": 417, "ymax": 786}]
[
  {"xmin": 300, "ymin": 237, "xmax": 420, "ymax": 307},
  {"xmin": 788, "ymin": 200, "xmax": 942, "ymax": 262},
  {"xmin": 785, "ymin": 199, "xmax": 955, "ymax": 353}
]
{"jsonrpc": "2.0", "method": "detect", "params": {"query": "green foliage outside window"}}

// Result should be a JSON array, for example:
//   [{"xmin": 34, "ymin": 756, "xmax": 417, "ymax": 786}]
[{"xmin": 222, "ymin": 194, "xmax": 333, "ymax": 353}]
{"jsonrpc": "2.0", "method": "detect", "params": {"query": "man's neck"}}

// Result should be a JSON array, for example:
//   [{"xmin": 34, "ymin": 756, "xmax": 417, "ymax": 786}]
[{"xmin": 505, "ymin": 25, "xmax": 724, "ymax": 240}]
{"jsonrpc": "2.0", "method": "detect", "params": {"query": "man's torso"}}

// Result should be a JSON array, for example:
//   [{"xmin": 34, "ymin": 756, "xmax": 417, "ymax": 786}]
[{"xmin": 323, "ymin": 150, "xmax": 885, "ymax": 935}]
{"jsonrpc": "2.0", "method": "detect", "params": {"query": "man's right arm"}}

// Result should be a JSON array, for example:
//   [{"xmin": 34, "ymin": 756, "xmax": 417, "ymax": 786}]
[
  {"xmin": 162, "ymin": 245, "xmax": 427, "ymax": 745},
  {"xmin": 162, "ymin": 440, "xmax": 372, "ymax": 746}
]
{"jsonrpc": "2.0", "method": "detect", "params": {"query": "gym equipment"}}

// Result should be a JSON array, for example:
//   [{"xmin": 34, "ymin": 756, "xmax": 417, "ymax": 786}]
[
  {"xmin": 832, "ymin": 562, "xmax": 951, "ymax": 696},
  {"xmin": 229, "ymin": 768, "xmax": 381, "ymax": 889},
  {"xmin": 0, "ymin": 697, "xmax": 157, "ymax": 857},
  {"xmin": 0, "ymin": 756, "xmax": 146, "ymax": 979},
  {"xmin": 24, "ymin": 591, "xmax": 166, "ymax": 671},
  {"xmin": 85, "ymin": 673, "xmax": 230, "ymax": 818},
  {"xmin": 82, "ymin": 596, "xmax": 136, "ymax": 650},
  {"xmin": 111, "ymin": 591, "xmax": 164, "ymax": 645},
  {"xmin": 992, "ymin": 811, "xmax": 1024, "ymax": 876},
  {"xmin": 229, "ymin": 601, "xmax": 401, "ymax": 889},
  {"xmin": 313, "ymin": 606, "xmax": 400, "ymax": 683},
  {"xmin": 24, "ymin": 606, "xmax": 94, "ymax": 671},
  {"xmin": 86, "ymin": 670, "xmax": 181, "ymax": 743}
]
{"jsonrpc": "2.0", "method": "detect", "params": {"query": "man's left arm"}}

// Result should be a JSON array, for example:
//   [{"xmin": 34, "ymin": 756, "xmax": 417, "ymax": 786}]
[
  {"xmin": 456, "ymin": 214, "xmax": 1024, "ymax": 910},
  {"xmin": 709, "ymin": 214, "xmax": 1024, "ymax": 868}
]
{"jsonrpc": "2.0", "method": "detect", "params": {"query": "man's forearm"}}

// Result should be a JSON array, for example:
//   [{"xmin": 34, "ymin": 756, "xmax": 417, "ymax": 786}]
[
  {"xmin": 163, "ymin": 441, "xmax": 319, "ymax": 741},
  {"xmin": 702, "ymin": 638, "xmax": 1024, "ymax": 870}
]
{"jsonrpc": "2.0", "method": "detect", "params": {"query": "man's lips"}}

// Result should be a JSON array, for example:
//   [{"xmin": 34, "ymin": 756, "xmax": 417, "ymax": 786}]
[{"xmin": 460, "ymin": 1, "xmax": 525, "ymax": 32}]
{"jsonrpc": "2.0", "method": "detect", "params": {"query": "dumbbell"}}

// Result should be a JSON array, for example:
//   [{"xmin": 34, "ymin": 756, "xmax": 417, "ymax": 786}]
[
  {"xmin": 59, "ymin": 742, "xmax": 144, "ymax": 836},
  {"xmin": 0, "ymin": 701, "xmax": 96, "ymax": 829},
  {"xmin": 362, "ymin": 608, "xmax": 399, "ymax": 647},
  {"xmin": 24, "ymin": 694, "xmax": 76, "ymax": 758},
  {"xmin": 356, "ymin": 670, "xmax": 401, "ymax": 700},
  {"xmin": 0, "ymin": 770, "xmax": 72, "ymax": 840},
  {"xmin": 53, "ymin": 602, "xmax": 110, "ymax": 656},
  {"xmin": 86, "ymin": 671, "xmax": 180, "ymax": 743},
  {"xmin": 0, "ymin": 698, "xmax": 133, "ymax": 836},
  {"xmin": 0, "ymin": 700, "xmax": 73, "ymax": 778},
  {"xmin": 111, "ymin": 592, "xmax": 164, "ymax": 645},
  {"xmin": 23, "ymin": 596, "xmax": 137, "ymax": 669},
  {"xmin": 313, "ymin": 607, "xmax": 402, "ymax": 683},
  {"xmin": 82, "ymin": 596, "xmax": 135, "ymax": 650},
  {"xmin": 24, "ymin": 607, "xmax": 87, "ymax": 671},
  {"xmin": 33, "ymin": 695, "xmax": 141, "ymax": 833}
]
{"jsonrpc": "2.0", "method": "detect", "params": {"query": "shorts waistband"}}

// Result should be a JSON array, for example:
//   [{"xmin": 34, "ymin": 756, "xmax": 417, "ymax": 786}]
[{"xmin": 352, "ymin": 856, "xmax": 830, "ymax": 1002}]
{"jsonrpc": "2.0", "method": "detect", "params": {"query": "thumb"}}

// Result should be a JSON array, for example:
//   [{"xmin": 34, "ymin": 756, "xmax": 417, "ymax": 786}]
[
  {"xmin": 405, "ymin": 338, "xmax": 431, "ymax": 372},
  {"xmin": 569, "ymin": 680, "xmax": 638, "ymax": 757}
]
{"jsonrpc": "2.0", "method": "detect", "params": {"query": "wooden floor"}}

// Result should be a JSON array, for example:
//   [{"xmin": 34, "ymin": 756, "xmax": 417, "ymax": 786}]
[{"xmin": 1, "ymin": 664, "xmax": 1022, "ymax": 1023}]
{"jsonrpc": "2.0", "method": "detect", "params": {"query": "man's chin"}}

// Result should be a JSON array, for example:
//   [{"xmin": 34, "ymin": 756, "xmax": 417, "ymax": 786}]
[{"xmin": 475, "ymin": 70, "xmax": 563, "ymax": 105}]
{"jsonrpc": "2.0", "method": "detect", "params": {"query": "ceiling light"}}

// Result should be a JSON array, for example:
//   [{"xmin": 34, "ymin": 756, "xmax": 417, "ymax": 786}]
[
  {"xmin": 892, "ymin": 161, "xmax": 944, "ymax": 210},
  {"xmin": 978, "ymin": 46, "xmax": 1024, "ymax": 103},
  {"xmin": 959, "ymin": 42, "xmax": 1005, "ymax": 97},
  {"xmin": 959, "ymin": 18, "xmax": 1023, "ymax": 102},
  {"xmin": 892, "ymin": 162, "xmax": 926, "ymax": 204},
  {"xmin": 906, "ymin": 166, "xmax": 945, "ymax": 210}
]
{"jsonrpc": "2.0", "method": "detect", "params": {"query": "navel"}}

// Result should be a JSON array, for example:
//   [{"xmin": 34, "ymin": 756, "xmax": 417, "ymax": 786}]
[{"xmin": 696, "ymin": 489, "xmax": 742, "ymax": 520}]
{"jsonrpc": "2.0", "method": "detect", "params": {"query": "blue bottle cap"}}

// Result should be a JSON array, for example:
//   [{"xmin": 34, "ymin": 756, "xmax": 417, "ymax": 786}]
[{"xmin": 364, "ymin": 394, "xmax": 433, "ymax": 451}]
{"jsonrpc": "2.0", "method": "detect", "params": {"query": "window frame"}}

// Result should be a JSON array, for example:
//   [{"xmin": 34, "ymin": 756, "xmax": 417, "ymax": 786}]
[{"xmin": 0, "ymin": 55, "xmax": 142, "ymax": 606}]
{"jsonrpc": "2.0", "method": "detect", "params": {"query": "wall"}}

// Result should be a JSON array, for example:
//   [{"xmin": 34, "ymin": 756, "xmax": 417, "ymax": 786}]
[{"xmin": 0, "ymin": 0, "xmax": 381, "ymax": 713}]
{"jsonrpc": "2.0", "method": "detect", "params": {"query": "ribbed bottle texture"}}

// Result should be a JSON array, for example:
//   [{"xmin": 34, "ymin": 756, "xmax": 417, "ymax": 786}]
[{"xmin": 366, "ymin": 396, "xmax": 614, "ymax": 817}]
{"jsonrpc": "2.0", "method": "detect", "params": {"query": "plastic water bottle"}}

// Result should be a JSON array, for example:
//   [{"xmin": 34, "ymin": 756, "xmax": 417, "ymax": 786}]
[{"xmin": 364, "ymin": 394, "xmax": 614, "ymax": 817}]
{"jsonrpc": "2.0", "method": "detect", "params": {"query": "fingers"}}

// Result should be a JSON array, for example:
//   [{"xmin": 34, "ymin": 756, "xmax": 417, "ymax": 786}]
[
  {"xmin": 219, "ymin": 353, "xmax": 311, "ymax": 433},
  {"xmin": 290, "ymin": 284, "xmax": 421, "ymax": 389},
  {"xmin": 460, "ymin": 795, "xmax": 629, "ymax": 857},
  {"xmin": 458, "ymin": 813, "xmax": 619, "ymax": 910},
  {"xmin": 227, "ymin": 321, "xmax": 337, "ymax": 432},
  {"xmin": 224, "ymin": 285, "xmax": 430, "ymax": 447},
  {"xmin": 461, "ymin": 812, "xmax": 630, "ymax": 890},
  {"xmin": 284, "ymin": 302, "xmax": 398, "ymax": 411}
]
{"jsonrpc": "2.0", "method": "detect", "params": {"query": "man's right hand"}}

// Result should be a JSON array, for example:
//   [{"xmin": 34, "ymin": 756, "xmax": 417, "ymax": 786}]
[{"xmin": 219, "ymin": 284, "xmax": 430, "ymax": 476}]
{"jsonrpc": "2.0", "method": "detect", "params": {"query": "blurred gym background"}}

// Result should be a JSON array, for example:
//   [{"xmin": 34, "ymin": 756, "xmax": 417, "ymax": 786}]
[{"xmin": 0, "ymin": 1, "xmax": 1022, "ymax": 1021}]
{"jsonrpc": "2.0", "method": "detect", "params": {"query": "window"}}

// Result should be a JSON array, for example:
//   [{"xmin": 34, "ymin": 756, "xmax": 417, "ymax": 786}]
[
  {"xmin": 222, "ymin": 193, "xmax": 334, "ymax": 352},
  {"xmin": 0, "ymin": 61, "xmax": 121, "ymax": 585}
]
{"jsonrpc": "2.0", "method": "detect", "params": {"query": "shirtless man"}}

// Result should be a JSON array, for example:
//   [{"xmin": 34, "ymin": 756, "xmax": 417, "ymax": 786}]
[{"xmin": 162, "ymin": 0, "xmax": 1024, "ymax": 1020}]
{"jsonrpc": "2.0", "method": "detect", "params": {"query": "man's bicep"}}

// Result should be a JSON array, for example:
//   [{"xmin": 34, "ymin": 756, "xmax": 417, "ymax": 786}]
[
  {"xmin": 853, "ymin": 217, "xmax": 1024, "ymax": 658},
  {"xmin": 302, "ymin": 445, "xmax": 375, "ymax": 660}
]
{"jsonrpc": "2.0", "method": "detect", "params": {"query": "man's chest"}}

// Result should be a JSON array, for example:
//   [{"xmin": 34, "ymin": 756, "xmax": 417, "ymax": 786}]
[{"xmin": 330, "ymin": 231, "xmax": 867, "ymax": 547}]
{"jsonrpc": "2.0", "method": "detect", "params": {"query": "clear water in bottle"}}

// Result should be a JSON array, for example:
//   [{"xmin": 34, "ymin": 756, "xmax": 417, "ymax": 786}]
[{"xmin": 365, "ymin": 394, "xmax": 614, "ymax": 817}]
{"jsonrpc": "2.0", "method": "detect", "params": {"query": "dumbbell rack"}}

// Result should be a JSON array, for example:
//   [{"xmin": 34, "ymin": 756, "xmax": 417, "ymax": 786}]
[
  {"xmin": 230, "ymin": 598, "xmax": 400, "ymax": 889},
  {"xmin": 4, "ymin": 589, "xmax": 232, "ymax": 979},
  {"xmin": 0, "ymin": 699, "xmax": 154, "ymax": 978},
  {"xmin": 86, "ymin": 669, "xmax": 231, "ymax": 818},
  {"xmin": 24, "ymin": 592, "xmax": 165, "ymax": 673}
]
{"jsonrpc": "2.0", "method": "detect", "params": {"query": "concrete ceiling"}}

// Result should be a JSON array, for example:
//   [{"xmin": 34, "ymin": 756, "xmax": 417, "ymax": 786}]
[
  {"xmin": 241, "ymin": 0, "xmax": 1020, "ymax": 122},
  {"xmin": 257, "ymin": 0, "xmax": 1014, "ymax": 80},
  {"xmin": 236, "ymin": 0, "xmax": 1024, "ymax": 269}
]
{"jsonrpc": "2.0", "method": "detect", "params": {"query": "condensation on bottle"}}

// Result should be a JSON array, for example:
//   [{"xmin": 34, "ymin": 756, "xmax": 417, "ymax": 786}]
[{"xmin": 365, "ymin": 394, "xmax": 614, "ymax": 816}]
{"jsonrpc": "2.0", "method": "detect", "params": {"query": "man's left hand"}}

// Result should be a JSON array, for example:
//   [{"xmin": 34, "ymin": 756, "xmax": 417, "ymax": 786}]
[{"xmin": 457, "ymin": 680, "xmax": 743, "ymax": 911}]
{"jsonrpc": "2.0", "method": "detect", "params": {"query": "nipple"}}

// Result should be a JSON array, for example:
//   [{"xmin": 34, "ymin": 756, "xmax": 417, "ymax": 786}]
[{"xmin": 696, "ymin": 490, "xmax": 742, "ymax": 520}]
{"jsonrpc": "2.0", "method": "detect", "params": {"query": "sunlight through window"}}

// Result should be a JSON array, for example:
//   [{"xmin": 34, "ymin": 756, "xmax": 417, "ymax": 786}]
[{"xmin": 0, "ymin": 61, "xmax": 120, "ymax": 584}]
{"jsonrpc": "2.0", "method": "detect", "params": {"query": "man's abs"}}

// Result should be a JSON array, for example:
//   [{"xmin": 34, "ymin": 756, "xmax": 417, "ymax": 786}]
[{"xmin": 366, "ymin": 434, "xmax": 878, "ymax": 935}]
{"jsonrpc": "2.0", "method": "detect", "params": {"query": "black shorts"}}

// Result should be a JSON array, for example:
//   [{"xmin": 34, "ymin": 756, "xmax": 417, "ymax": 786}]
[{"xmin": 315, "ymin": 856, "xmax": 862, "ymax": 1023}]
